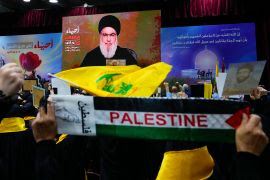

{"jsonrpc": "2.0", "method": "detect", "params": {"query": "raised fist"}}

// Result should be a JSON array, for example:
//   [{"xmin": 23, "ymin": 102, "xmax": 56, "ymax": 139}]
[
  {"xmin": 0, "ymin": 63, "xmax": 24, "ymax": 97},
  {"xmin": 32, "ymin": 101, "xmax": 57, "ymax": 143},
  {"xmin": 236, "ymin": 114, "xmax": 269, "ymax": 156}
]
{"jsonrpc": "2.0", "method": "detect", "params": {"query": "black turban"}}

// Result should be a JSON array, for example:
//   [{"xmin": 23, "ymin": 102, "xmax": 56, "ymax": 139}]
[{"xmin": 98, "ymin": 15, "xmax": 121, "ymax": 35}]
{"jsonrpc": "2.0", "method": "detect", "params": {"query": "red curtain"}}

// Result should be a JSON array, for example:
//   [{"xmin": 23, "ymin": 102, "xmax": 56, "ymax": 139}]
[
  {"xmin": 1, "ymin": 0, "xmax": 269, "ymax": 88},
  {"xmin": 190, "ymin": 0, "xmax": 225, "ymax": 17},
  {"xmin": 17, "ymin": 10, "xmax": 57, "ymax": 27},
  {"xmin": 161, "ymin": 0, "xmax": 244, "ymax": 20},
  {"xmin": 13, "ymin": 0, "xmax": 247, "ymax": 28},
  {"xmin": 65, "ymin": 7, "xmax": 100, "ymax": 16},
  {"xmin": 16, "ymin": 7, "xmax": 100, "ymax": 28}
]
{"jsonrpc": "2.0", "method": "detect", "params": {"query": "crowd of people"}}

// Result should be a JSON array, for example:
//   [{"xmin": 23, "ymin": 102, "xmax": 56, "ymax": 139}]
[
  {"xmin": 0, "ymin": 14, "xmax": 269, "ymax": 180},
  {"xmin": 0, "ymin": 62, "xmax": 269, "ymax": 180},
  {"xmin": 151, "ymin": 82, "xmax": 191, "ymax": 98}
]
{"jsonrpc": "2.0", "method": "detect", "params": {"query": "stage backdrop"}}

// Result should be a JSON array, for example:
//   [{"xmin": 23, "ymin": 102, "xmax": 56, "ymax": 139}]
[
  {"xmin": 0, "ymin": 33, "xmax": 62, "ymax": 80},
  {"xmin": 62, "ymin": 10, "xmax": 161, "ymax": 70},
  {"xmin": 161, "ymin": 23, "xmax": 257, "ymax": 84}
]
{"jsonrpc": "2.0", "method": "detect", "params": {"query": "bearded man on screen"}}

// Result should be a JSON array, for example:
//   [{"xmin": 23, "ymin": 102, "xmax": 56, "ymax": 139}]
[{"xmin": 80, "ymin": 15, "xmax": 137, "ymax": 67}]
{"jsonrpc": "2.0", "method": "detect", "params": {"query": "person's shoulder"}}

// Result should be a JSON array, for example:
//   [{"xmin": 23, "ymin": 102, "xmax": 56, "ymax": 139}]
[
  {"xmin": 116, "ymin": 46, "xmax": 128, "ymax": 52},
  {"xmin": 80, "ymin": 46, "xmax": 101, "ymax": 67},
  {"xmin": 117, "ymin": 46, "xmax": 134, "ymax": 53},
  {"xmin": 117, "ymin": 46, "xmax": 137, "ymax": 64},
  {"xmin": 85, "ymin": 46, "xmax": 100, "ymax": 56}
]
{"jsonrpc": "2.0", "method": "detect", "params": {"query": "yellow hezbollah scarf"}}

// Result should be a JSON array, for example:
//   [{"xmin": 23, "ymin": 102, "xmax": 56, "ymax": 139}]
[
  {"xmin": 0, "ymin": 116, "xmax": 35, "ymax": 133},
  {"xmin": 0, "ymin": 116, "xmax": 68, "ymax": 144},
  {"xmin": 156, "ymin": 146, "xmax": 214, "ymax": 180}
]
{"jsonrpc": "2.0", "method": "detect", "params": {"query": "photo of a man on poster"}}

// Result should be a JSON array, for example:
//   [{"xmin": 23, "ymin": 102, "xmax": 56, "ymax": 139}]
[
  {"xmin": 80, "ymin": 15, "xmax": 138, "ymax": 67},
  {"xmin": 236, "ymin": 64, "xmax": 257, "ymax": 85},
  {"xmin": 222, "ymin": 61, "xmax": 266, "ymax": 96}
]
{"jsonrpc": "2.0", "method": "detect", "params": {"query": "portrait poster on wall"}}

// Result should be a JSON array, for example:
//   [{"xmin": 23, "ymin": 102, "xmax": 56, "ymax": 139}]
[
  {"xmin": 62, "ymin": 10, "xmax": 161, "ymax": 70},
  {"xmin": 0, "ymin": 33, "xmax": 62, "ymax": 81}
]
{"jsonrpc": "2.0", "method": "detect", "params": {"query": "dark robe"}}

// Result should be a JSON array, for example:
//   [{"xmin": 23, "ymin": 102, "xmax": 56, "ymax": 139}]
[
  {"xmin": 229, "ymin": 147, "xmax": 270, "ymax": 180},
  {"xmin": 36, "ymin": 136, "xmax": 94, "ymax": 180},
  {"xmin": 80, "ymin": 46, "xmax": 137, "ymax": 67},
  {"xmin": 0, "ymin": 96, "xmax": 12, "ymax": 122},
  {"xmin": 0, "ymin": 94, "xmax": 37, "ymax": 180}
]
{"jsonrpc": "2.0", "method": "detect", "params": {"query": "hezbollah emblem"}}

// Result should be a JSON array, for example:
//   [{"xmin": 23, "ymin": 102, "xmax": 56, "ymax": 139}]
[{"xmin": 96, "ymin": 73, "xmax": 133, "ymax": 95}]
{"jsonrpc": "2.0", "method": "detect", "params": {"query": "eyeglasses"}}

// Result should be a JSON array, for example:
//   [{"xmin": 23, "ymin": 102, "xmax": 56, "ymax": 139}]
[{"xmin": 101, "ymin": 33, "xmax": 117, "ymax": 38}]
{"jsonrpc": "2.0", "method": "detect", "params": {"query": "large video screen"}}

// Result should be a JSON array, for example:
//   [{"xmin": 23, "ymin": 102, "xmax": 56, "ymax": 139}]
[
  {"xmin": 0, "ymin": 33, "xmax": 62, "ymax": 80},
  {"xmin": 161, "ymin": 23, "xmax": 257, "ymax": 84},
  {"xmin": 62, "ymin": 10, "xmax": 161, "ymax": 70}
]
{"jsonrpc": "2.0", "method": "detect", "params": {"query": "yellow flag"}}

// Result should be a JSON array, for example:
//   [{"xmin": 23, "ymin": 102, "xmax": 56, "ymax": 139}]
[
  {"xmin": 56, "ymin": 134, "xmax": 68, "ymax": 144},
  {"xmin": 215, "ymin": 61, "xmax": 219, "ymax": 78},
  {"xmin": 156, "ymin": 146, "xmax": 214, "ymax": 180},
  {"xmin": 54, "ymin": 62, "xmax": 172, "ymax": 97},
  {"xmin": 0, "ymin": 117, "xmax": 27, "ymax": 133},
  {"xmin": 24, "ymin": 116, "xmax": 35, "ymax": 121},
  {"xmin": 204, "ymin": 83, "xmax": 213, "ymax": 99}
]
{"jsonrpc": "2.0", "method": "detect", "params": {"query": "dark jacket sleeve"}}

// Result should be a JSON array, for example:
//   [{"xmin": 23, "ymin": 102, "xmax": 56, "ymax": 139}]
[
  {"xmin": 80, "ymin": 52, "xmax": 91, "ymax": 67},
  {"xmin": 36, "ymin": 140, "xmax": 61, "ymax": 180},
  {"xmin": 230, "ymin": 152, "xmax": 262, "ymax": 180},
  {"xmin": 36, "ymin": 136, "xmax": 92, "ymax": 180},
  {"xmin": 0, "ymin": 97, "xmax": 12, "ymax": 122},
  {"xmin": 125, "ymin": 49, "xmax": 138, "ymax": 65},
  {"xmin": 80, "ymin": 47, "xmax": 101, "ymax": 67}
]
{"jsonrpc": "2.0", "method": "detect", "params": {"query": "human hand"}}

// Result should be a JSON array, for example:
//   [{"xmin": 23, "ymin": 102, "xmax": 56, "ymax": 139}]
[
  {"xmin": 32, "ymin": 100, "xmax": 57, "ymax": 143},
  {"xmin": 163, "ymin": 82, "xmax": 169, "ymax": 92},
  {"xmin": 0, "ymin": 63, "xmax": 24, "ymax": 97},
  {"xmin": 250, "ymin": 86, "xmax": 267, "ymax": 100},
  {"xmin": 163, "ymin": 82, "xmax": 169, "ymax": 87},
  {"xmin": 236, "ymin": 114, "xmax": 269, "ymax": 156},
  {"xmin": 178, "ymin": 91, "xmax": 188, "ymax": 98}
]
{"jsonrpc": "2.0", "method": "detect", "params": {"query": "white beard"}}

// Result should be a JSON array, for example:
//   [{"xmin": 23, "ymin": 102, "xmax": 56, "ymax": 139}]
[{"xmin": 99, "ymin": 39, "xmax": 118, "ymax": 59}]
